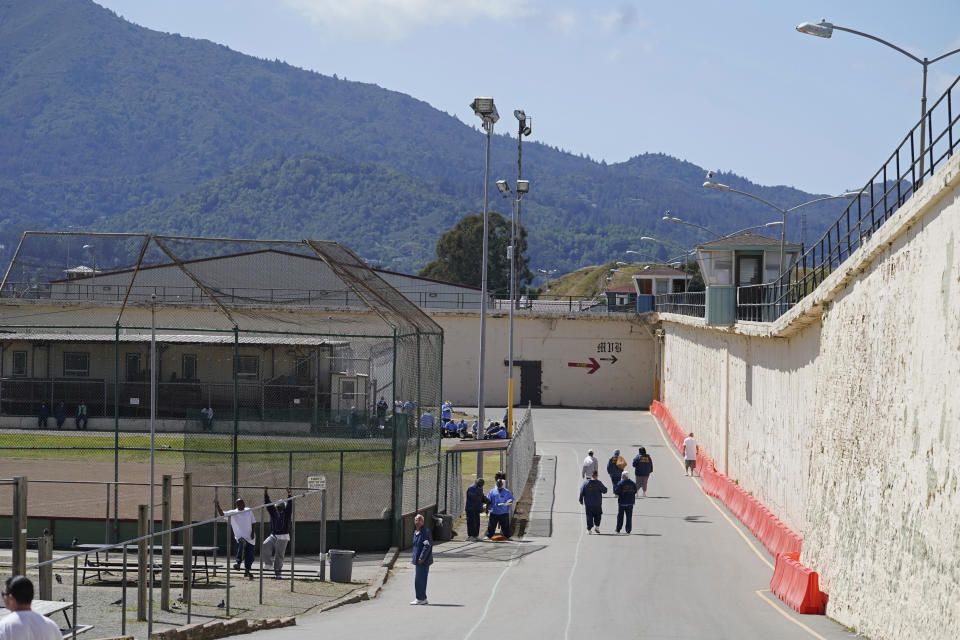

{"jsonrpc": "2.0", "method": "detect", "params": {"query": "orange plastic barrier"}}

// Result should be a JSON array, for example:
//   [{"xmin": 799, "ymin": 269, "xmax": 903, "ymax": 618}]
[{"xmin": 770, "ymin": 552, "xmax": 826, "ymax": 614}]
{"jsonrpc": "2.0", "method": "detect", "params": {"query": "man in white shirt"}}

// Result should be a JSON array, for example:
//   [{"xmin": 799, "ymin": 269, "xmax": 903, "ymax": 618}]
[
  {"xmin": 682, "ymin": 432, "xmax": 699, "ymax": 476},
  {"xmin": 582, "ymin": 449, "xmax": 599, "ymax": 479},
  {"xmin": 0, "ymin": 576, "xmax": 62, "ymax": 640},
  {"xmin": 216, "ymin": 497, "xmax": 256, "ymax": 578}
]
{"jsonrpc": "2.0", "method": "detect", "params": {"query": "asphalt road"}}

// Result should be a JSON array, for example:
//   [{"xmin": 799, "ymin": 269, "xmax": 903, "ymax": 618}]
[{"xmin": 254, "ymin": 409, "xmax": 859, "ymax": 640}]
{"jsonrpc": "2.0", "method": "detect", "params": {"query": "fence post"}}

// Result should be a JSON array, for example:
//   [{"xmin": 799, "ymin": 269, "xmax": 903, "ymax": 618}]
[
  {"xmin": 319, "ymin": 485, "xmax": 326, "ymax": 581},
  {"xmin": 290, "ymin": 494, "xmax": 296, "ymax": 591},
  {"xmin": 258, "ymin": 506, "xmax": 264, "ymax": 604},
  {"xmin": 12, "ymin": 476, "xmax": 27, "ymax": 577},
  {"xmin": 38, "ymin": 529, "xmax": 53, "ymax": 600},
  {"xmin": 137, "ymin": 504, "xmax": 147, "ymax": 621},
  {"xmin": 161, "ymin": 474, "xmax": 171, "ymax": 610},
  {"xmin": 182, "ymin": 472, "xmax": 193, "ymax": 622}
]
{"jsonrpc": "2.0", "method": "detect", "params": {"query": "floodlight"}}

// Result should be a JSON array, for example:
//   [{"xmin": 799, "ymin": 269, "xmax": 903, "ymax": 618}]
[
  {"xmin": 797, "ymin": 20, "xmax": 834, "ymax": 38},
  {"xmin": 514, "ymin": 109, "xmax": 526, "ymax": 121},
  {"xmin": 703, "ymin": 181, "xmax": 732, "ymax": 191},
  {"xmin": 471, "ymin": 97, "xmax": 499, "ymax": 123},
  {"xmin": 516, "ymin": 180, "xmax": 530, "ymax": 194},
  {"xmin": 496, "ymin": 180, "xmax": 511, "ymax": 195}
]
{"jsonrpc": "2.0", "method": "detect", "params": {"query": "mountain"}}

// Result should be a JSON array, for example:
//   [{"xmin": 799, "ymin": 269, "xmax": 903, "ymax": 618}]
[{"xmin": 0, "ymin": 0, "xmax": 857, "ymax": 277}]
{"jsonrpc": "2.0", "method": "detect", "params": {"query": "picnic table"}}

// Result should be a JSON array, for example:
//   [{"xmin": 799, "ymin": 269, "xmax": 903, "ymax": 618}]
[
  {"xmin": 1, "ymin": 599, "xmax": 92, "ymax": 638},
  {"xmin": 76, "ymin": 543, "xmax": 218, "ymax": 584}
]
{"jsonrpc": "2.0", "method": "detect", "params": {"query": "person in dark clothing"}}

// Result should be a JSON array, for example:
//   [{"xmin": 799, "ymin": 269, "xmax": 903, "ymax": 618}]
[
  {"xmin": 263, "ymin": 488, "xmax": 293, "ymax": 578},
  {"xmin": 579, "ymin": 471, "xmax": 607, "ymax": 534},
  {"xmin": 613, "ymin": 473, "xmax": 638, "ymax": 534},
  {"xmin": 464, "ymin": 478, "xmax": 489, "ymax": 541},
  {"xmin": 54, "ymin": 402, "xmax": 66, "ymax": 429},
  {"xmin": 410, "ymin": 514, "xmax": 433, "ymax": 605},
  {"xmin": 632, "ymin": 447, "xmax": 654, "ymax": 497},
  {"xmin": 607, "ymin": 449, "xmax": 626, "ymax": 487},
  {"xmin": 37, "ymin": 403, "xmax": 49, "ymax": 429},
  {"xmin": 75, "ymin": 400, "xmax": 88, "ymax": 430}
]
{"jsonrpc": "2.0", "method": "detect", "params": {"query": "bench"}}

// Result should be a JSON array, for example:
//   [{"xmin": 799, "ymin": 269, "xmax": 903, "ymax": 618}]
[
  {"xmin": 76, "ymin": 544, "xmax": 218, "ymax": 584},
  {"xmin": 2, "ymin": 599, "xmax": 93, "ymax": 638}
]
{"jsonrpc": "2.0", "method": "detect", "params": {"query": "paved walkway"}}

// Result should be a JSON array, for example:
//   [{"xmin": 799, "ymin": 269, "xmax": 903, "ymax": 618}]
[{"xmin": 250, "ymin": 409, "xmax": 861, "ymax": 640}]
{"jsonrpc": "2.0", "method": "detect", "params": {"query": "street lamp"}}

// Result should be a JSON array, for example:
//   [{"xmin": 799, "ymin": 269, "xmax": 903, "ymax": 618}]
[
  {"xmin": 797, "ymin": 20, "xmax": 960, "ymax": 183},
  {"xmin": 702, "ymin": 176, "xmax": 862, "ymax": 274},
  {"xmin": 662, "ymin": 211, "xmax": 722, "ymax": 238},
  {"xmin": 495, "ymin": 177, "xmax": 531, "ymax": 437},
  {"xmin": 471, "ymin": 96, "xmax": 498, "ymax": 430},
  {"xmin": 513, "ymin": 109, "xmax": 532, "ymax": 310},
  {"xmin": 536, "ymin": 268, "xmax": 557, "ymax": 293}
]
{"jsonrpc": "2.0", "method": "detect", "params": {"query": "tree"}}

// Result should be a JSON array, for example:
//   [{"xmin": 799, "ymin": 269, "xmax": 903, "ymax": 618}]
[{"xmin": 419, "ymin": 211, "xmax": 532, "ymax": 294}]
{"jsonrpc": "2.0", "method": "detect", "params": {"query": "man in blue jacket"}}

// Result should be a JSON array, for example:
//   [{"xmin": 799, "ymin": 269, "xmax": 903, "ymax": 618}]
[
  {"xmin": 485, "ymin": 477, "xmax": 514, "ymax": 539},
  {"xmin": 579, "ymin": 471, "xmax": 607, "ymax": 534},
  {"xmin": 632, "ymin": 447, "xmax": 654, "ymax": 497},
  {"xmin": 613, "ymin": 472, "xmax": 638, "ymax": 534},
  {"xmin": 464, "ymin": 478, "xmax": 489, "ymax": 541},
  {"xmin": 263, "ymin": 488, "xmax": 293, "ymax": 579},
  {"xmin": 410, "ymin": 514, "xmax": 433, "ymax": 605}
]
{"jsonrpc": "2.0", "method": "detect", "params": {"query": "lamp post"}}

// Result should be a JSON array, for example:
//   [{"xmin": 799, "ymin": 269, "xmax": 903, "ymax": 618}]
[
  {"xmin": 470, "ymin": 96, "xmax": 498, "ymax": 430},
  {"xmin": 702, "ymin": 177, "xmax": 862, "ymax": 275},
  {"xmin": 797, "ymin": 20, "xmax": 960, "ymax": 184},
  {"xmin": 513, "ymin": 110, "xmax": 532, "ymax": 310},
  {"xmin": 495, "ymin": 178, "xmax": 530, "ymax": 437},
  {"xmin": 662, "ymin": 212, "xmax": 783, "ymax": 238},
  {"xmin": 536, "ymin": 268, "xmax": 557, "ymax": 293}
]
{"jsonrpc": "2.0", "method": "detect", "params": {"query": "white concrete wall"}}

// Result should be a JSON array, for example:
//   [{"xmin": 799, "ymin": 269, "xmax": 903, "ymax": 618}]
[
  {"xmin": 659, "ymin": 153, "xmax": 960, "ymax": 640},
  {"xmin": 432, "ymin": 313, "xmax": 655, "ymax": 409}
]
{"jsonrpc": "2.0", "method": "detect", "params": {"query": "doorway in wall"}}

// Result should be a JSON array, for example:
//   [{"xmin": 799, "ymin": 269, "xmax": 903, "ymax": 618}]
[{"xmin": 518, "ymin": 361, "xmax": 542, "ymax": 406}]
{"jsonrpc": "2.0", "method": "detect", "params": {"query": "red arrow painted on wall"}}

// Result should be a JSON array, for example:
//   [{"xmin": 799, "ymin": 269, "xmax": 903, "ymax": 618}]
[{"xmin": 567, "ymin": 357, "xmax": 600, "ymax": 374}]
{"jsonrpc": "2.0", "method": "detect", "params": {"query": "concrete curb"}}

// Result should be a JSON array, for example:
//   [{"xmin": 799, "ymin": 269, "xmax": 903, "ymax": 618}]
[{"xmin": 366, "ymin": 546, "xmax": 399, "ymax": 600}]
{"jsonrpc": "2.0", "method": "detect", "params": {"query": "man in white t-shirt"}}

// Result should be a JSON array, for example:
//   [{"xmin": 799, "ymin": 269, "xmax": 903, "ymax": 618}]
[
  {"xmin": 0, "ymin": 576, "xmax": 62, "ymax": 640},
  {"xmin": 216, "ymin": 497, "xmax": 256, "ymax": 578},
  {"xmin": 682, "ymin": 432, "xmax": 699, "ymax": 476},
  {"xmin": 582, "ymin": 449, "xmax": 599, "ymax": 479}
]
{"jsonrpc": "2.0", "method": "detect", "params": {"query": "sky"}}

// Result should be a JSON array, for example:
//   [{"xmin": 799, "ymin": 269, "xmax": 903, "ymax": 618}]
[{"xmin": 94, "ymin": 0, "xmax": 960, "ymax": 195}]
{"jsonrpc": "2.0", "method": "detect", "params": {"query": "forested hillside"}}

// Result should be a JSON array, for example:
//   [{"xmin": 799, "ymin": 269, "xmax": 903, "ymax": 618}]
[{"xmin": 0, "ymin": 0, "xmax": 857, "ymax": 277}]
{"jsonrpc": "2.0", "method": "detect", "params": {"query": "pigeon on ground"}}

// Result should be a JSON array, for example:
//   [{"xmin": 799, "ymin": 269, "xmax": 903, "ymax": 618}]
[
  {"xmin": 111, "ymin": 599, "xmax": 122, "ymax": 605},
  {"xmin": 216, "ymin": 599, "xmax": 225, "ymax": 608},
  {"xmin": 55, "ymin": 574, "xmax": 62, "ymax": 584}
]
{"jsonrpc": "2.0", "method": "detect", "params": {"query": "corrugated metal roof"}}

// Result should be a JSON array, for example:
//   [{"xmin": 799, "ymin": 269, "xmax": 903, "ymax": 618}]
[
  {"xmin": 0, "ymin": 332, "xmax": 345, "ymax": 346},
  {"xmin": 696, "ymin": 231, "xmax": 801, "ymax": 250}
]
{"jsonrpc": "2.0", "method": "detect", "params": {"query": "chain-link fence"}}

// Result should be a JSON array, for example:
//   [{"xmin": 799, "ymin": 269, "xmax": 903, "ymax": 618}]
[
  {"xmin": 506, "ymin": 405, "xmax": 535, "ymax": 518},
  {"xmin": 0, "ymin": 233, "xmax": 443, "ymax": 548}
]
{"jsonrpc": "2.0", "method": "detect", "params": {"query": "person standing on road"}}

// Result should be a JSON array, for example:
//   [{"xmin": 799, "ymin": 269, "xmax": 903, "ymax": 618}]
[
  {"xmin": 263, "ymin": 488, "xmax": 293, "ymax": 579},
  {"xmin": 579, "ymin": 470, "xmax": 607, "ymax": 534},
  {"xmin": 0, "ymin": 576, "xmax": 62, "ymax": 640},
  {"xmin": 613, "ymin": 472, "xmax": 638, "ymax": 534},
  {"xmin": 632, "ymin": 447, "xmax": 654, "ymax": 497},
  {"xmin": 216, "ymin": 497, "xmax": 256, "ymax": 578},
  {"xmin": 37, "ymin": 403, "xmax": 49, "ymax": 430},
  {"xmin": 410, "ymin": 514, "xmax": 433, "ymax": 605},
  {"xmin": 607, "ymin": 449, "xmax": 626, "ymax": 487},
  {"xmin": 464, "ymin": 478, "xmax": 489, "ymax": 541},
  {"xmin": 485, "ymin": 477, "xmax": 514, "ymax": 539},
  {"xmin": 682, "ymin": 432, "xmax": 699, "ymax": 476},
  {"xmin": 582, "ymin": 449, "xmax": 598, "ymax": 479}
]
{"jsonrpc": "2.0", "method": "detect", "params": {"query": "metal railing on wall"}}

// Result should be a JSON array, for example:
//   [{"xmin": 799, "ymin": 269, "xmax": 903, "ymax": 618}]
[{"xmin": 655, "ymin": 291, "xmax": 706, "ymax": 318}]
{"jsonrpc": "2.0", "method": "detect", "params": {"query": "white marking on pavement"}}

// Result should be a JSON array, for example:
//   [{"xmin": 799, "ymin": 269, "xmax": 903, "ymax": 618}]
[
  {"xmin": 755, "ymin": 590, "xmax": 828, "ymax": 640},
  {"xmin": 461, "ymin": 539, "xmax": 524, "ymax": 639},
  {"xmin": 564, "ymin": 448, "xmax": 587, "ymax": 640}
]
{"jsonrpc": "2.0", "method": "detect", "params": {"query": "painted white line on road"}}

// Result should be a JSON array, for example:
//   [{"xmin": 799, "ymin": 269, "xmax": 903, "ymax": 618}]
[
  {"xmin": 651, "ymin": 413, "xmax": 774, "ymax": 571},
  {"xmin": 755, "ymin": 590, "xmax": 828, "ymax": 640},
  {"xmin": 461, "ymin": 542, "xmax": 524, "ymax": 640},
  {"xmin": 564, "ymin": 447, "xmax": 587, "ymax": 640}
]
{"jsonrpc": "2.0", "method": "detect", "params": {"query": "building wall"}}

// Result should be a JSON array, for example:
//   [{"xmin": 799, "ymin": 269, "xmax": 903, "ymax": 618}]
[
  {"xmin": 432, "ymin": 313, "xmax": 655, "ymax": 408},
  {"xmin": 659, "ymin": 152, "xmax": 960, "ymax": 640}
]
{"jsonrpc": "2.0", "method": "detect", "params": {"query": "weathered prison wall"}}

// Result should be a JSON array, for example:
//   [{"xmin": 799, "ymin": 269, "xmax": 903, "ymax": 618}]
[{"xmin": 659, "ymin": 152, "xmax": 960, "ymax": 640}]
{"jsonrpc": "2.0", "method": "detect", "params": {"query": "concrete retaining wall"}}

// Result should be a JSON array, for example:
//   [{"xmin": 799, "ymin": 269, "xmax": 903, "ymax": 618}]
[{"xmin": 659, "ymin": 151, "xmax": 960, "ymax": 640}]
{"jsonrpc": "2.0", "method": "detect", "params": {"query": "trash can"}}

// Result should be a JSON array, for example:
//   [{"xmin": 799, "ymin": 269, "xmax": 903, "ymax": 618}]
[
  {"xmin": 433, "ymin": 514, "xmax": 454, "ymax": 541},
  {"xmin": 328, "ymin": 549, "xmax": 356, "ymax": 583}
]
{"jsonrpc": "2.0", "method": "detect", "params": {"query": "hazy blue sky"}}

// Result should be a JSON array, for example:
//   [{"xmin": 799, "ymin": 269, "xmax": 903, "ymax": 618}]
[{"xmin": 95, "ymin": 0, "xmax": 960, "ymax": 194}]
